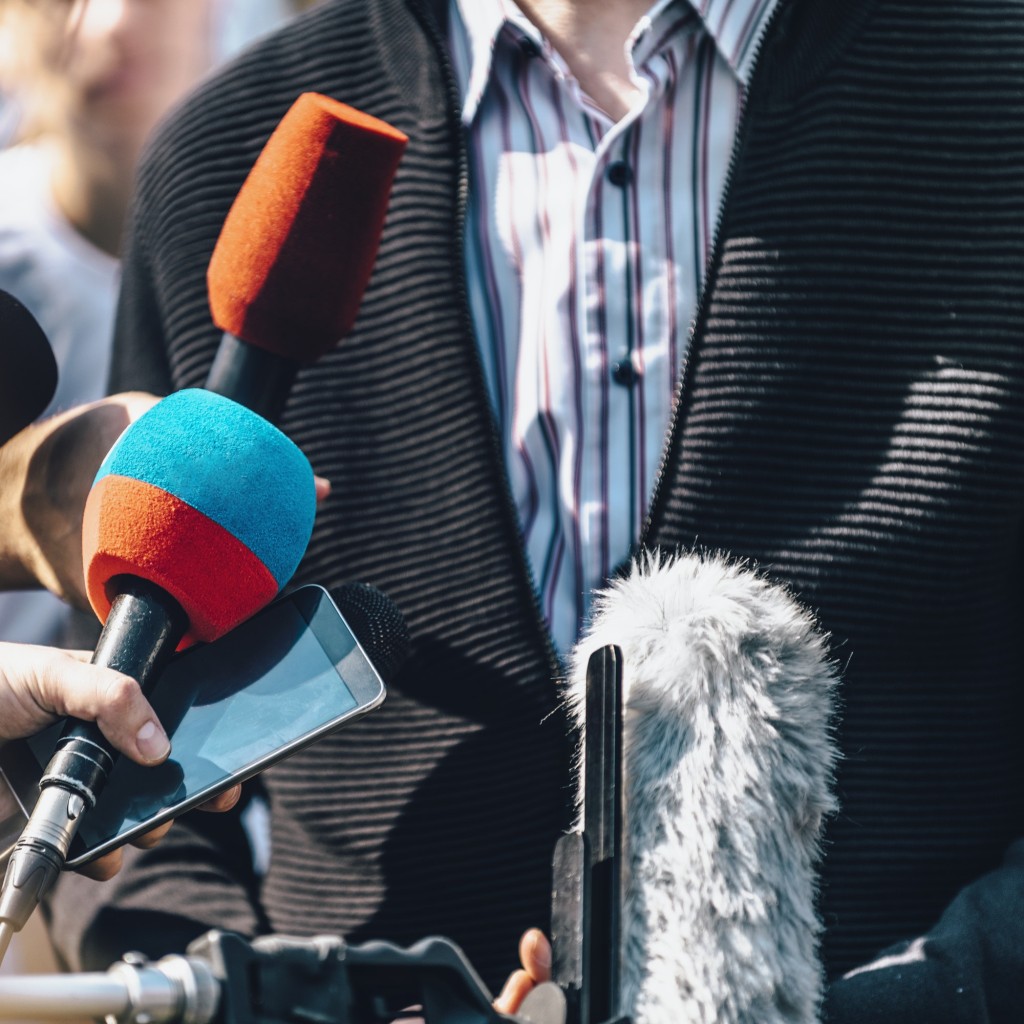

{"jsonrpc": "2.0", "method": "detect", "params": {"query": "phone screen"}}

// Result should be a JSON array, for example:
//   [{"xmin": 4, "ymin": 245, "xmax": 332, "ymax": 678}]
[{"xmin": 2, "ymin": 586, "xmax": 384, "ymax": 864}]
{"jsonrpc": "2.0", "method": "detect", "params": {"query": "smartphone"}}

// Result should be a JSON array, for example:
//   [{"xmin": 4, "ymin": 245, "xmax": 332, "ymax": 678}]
[{"xmin": 0, "ymin": 584, "xmax": 386, "ymax": 868}]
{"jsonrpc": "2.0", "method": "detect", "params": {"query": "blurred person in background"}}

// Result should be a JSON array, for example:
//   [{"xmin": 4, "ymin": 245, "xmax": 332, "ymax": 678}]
[{"xmin": 0, "ymin": 0, "xmax": 312, "ymax": 650}]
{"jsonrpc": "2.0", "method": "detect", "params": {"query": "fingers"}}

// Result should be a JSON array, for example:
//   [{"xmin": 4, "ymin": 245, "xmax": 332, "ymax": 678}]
[
  {"xmin": 493, "ymin": 929, "xmax": 552, "ymax": 1016},
  {"xmin": 16, "ymin": 394, "xmax": 159, "ymax": 607},
  {"xmin": 78, "ymin": 782, "xmax": 238, "ymax": 885},
  {"xmin": 116, "ymin": 391, "xmax": 162, "ymax": 423},
  {"xmin": 130, "ymin": 820, "xmax": 174, "ymax": 849},
  {"xmin": 197, "ymin": 784, "xmax": 242, "ymax": 813},
  {"xmin": 314, "ymin": 475, "xmax": 331, "ymax": 504},
  {"xmin": 79, "ymin": 815, "xmax": 169, "ymax": 881},
  {"xmin": 494, "ymin": 970, "xmax": 537, "ymax": 1016},
  {"xmin": 78, "ymin": 848, "xmax": 124, "ymax": 881},
  {"xmin": 519, "ymin": 928, "xmax": 552, "ymax": 982},
  {"xmin": 77, "ymin": 812, "xmax": 169, "ymax": 881},
  {"xmin": 35, "ymin": 652, "xmax": 170, "ymax": 765}
]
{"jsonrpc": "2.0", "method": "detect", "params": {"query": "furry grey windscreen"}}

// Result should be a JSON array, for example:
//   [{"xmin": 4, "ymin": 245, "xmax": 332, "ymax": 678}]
[
  {"xmin": 568, "ymin": 551, "xmax": 839, "ymax": 1024},
  {"xmin": 329, "ymin": 582, "xmax": 410, "ymax": 684}
]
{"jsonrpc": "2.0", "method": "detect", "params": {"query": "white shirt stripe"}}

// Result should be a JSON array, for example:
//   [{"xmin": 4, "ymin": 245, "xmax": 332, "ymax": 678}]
[{"xmin": 451, "ymin": 0, "xmax": 778, "ymax": 653}]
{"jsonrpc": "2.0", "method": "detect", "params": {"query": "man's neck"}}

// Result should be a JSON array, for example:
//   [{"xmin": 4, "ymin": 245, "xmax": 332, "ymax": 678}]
[
  {"xmin": 48, "ymin": 134, "xmax": 135, "ymax": 259},
  {"xmin": 516, "ymin": 0, "xmax": 655, "ymax": 121}
]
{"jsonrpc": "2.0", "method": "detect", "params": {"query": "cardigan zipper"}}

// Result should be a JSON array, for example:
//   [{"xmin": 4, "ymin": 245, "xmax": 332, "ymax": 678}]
[{"xmin": 640, "ymin": 1, "xmax": 787, "ymax": 549}]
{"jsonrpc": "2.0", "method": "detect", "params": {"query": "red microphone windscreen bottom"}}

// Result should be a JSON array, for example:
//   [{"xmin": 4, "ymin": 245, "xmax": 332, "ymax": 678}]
[
  {"xmin": 83, "ymin": 474, "xmax": 280, "ymax": 648},
  {"xmin": 207, "ymin": 92, "xmax": 408, "ymax": 362}
]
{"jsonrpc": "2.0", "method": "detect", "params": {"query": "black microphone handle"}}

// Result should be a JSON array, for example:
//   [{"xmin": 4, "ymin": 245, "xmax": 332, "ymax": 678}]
[
  {"xmin": 0, "ymin": 578, "xmax": 189, "ymax": 944},
  {"xmin": 41, "ymin": 576, "xmax": 188, "ymax": 807},
  {"xmin": 204, "ymin": 333, "xmax": 299, "ymax": 422}
]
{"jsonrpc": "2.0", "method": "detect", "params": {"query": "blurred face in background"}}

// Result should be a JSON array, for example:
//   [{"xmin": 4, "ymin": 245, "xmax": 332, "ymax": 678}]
[{"xmin": 0, "ymin": 0, "xmax": 215, "ymax": 159}]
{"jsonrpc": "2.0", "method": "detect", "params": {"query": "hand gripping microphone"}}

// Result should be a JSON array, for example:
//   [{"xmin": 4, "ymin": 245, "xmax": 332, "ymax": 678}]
[
  {"xmin": 204, "ymin": 92, "xmax": 408, "ymax": 419},
  {"xmin": 0, "ymin": 389, "xmax": 316, "ymax": 958},
  {"xmin": 538, "ymin": 552, "xmax": 839, "ymax": 1024},
  {"xmin": 0, "ymin": 289, "xmax": 58, "ymax": 444}
]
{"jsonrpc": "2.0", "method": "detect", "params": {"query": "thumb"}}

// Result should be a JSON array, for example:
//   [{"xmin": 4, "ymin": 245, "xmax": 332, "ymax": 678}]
[
  {"xmin": 519, "ymin": 928, "xmax": 552, "ymax": 982},
  {"xmin": 35, "ymin": 651, "xmax": 171, "ymax": 766}
]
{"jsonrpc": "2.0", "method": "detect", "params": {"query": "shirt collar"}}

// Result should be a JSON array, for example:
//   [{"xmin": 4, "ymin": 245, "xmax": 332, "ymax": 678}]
[
  {"xmin": 449, "ymin": 0, "xmax": 778, "ymax": 125},
  {"xmin": 451, "ymin": 0, "xmax": 542, "ymax": 125},
  {"xmin": 694, "ymin": 0, "xmax": 779, "ymax": 82}
]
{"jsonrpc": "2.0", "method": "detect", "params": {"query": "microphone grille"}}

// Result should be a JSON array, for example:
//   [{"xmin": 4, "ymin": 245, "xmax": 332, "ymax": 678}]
[{"xmin": 330, "ymin": 582, "xmax": 410, "ymax": 685}]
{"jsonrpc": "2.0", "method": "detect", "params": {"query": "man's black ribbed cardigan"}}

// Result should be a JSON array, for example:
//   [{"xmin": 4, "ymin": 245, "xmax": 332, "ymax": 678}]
[{"xmin": 48, "ymin": 0, "xmax": 1024, "ymax": 1013}]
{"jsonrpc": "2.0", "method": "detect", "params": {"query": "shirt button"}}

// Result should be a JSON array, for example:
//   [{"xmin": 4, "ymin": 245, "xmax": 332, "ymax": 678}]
[
  {"xmin": 612, "ymin": 358, "xmax": 638, "ymax": 387},
  {"xmin": 606, "ymin": 160, "xmax": 633, "ymax": 187}
]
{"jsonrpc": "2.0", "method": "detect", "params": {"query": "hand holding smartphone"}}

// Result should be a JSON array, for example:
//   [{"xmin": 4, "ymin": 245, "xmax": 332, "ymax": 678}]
[{"xmin": 0, "ymin": 584, "xmax": 398, "ymax": 869}]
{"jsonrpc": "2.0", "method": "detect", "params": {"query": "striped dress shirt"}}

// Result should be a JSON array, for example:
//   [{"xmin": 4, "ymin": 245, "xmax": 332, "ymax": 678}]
[{"xmin": 449, "ymin": 0, "xmax": 778, "ymax": 653}]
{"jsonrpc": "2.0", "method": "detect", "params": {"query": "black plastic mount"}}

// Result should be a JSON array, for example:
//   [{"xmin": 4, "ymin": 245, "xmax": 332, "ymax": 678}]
[
  {"xmin": 186, "ymin": 930, "xmax": 513, "ymax": 1024},
  {"xmin": 179, "ymin": 928, "xmax": 631, "ymax": 1024}
]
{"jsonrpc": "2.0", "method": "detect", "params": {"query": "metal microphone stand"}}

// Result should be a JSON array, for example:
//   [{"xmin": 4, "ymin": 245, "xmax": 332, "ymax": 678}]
[{"xmin": 0, "ymin": 930, "xmax": 528, "ymax": 1024}]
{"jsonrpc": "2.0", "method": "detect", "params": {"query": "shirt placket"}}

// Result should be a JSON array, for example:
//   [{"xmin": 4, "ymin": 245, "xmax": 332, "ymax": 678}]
[{"xmin": 577, "ymin": 39, "xmax": 676, "ymax": 605}]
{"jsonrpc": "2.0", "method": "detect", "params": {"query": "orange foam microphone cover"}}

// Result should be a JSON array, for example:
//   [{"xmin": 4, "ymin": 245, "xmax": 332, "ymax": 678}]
[{"xmin": 207, "ymin": 92, "xmax": 408, "ymax": 363}]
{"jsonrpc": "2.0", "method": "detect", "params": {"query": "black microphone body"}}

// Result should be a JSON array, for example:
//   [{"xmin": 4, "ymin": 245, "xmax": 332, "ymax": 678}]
[
  {"xmin": 0, "ymin": 288, "xmax": 58, "ymax": 444},
  {"xmin": 204, "ymin": 334, "xmax": 297, "ymax": 422},
  {"xmin": 329, "ymin": 580, "xmax": 410, "ymax": 685}
]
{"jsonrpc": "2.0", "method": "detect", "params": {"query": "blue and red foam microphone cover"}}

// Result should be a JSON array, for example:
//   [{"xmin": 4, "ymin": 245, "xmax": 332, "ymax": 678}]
[{"xmin": 82, "ymin": 390, "xmax": 316, "ymax": 647}]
